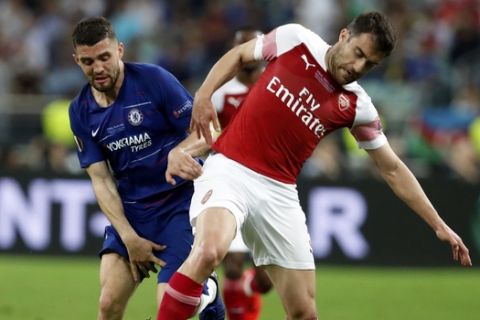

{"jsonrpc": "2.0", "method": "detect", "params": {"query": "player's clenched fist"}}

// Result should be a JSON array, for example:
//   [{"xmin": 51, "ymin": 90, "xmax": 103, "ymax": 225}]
[{"xmin": 166, "ymin": 146, "xmax": 203, "ymax": 185}]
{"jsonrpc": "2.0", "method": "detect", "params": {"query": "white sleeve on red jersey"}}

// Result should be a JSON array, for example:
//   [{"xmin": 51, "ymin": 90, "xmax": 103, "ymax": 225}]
[
  {"xmin": 346, "ymin": 82, "xmax": 387, "ymax": 150},
  {"xmin": 254, "ymin": 23, "xmax": 327, "ymax": 66}
]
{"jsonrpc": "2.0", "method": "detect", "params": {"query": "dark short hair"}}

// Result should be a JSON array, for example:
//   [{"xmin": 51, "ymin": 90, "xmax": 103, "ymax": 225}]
[
  {"xmin": 234, "ymin": 25, "xmax": 261, "ymax": 35},
  {"xmin": 347, "ymin": 11, "xmax": 396, "ymax": 56},
  {"xmin": 233, "ymin": 25, "xmax": 261, "ymax": 39},
  {"xmin": 72, "ymin": 16, "xmax": 116, "ymax": 48}
]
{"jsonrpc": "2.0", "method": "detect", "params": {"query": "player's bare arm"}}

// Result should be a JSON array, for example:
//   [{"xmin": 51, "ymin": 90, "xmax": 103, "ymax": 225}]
[
  {"xmin": 367, "ymin": 144, "xmax": 472, "ymax": 266},
  {"xmin": 192, "ymin": 38, "xmax": 258, "ymax": 144},
  {"xmin": 165, "ymin": 130, "xmax": 221, "ymax": 185},
  {"xmin": 86, "ymin": 161, "xmax": 167, "ymax": 281}
]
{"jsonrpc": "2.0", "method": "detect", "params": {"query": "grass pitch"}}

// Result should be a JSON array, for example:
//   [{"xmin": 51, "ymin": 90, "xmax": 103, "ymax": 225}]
[{"xmin": 0, "ymin": 255, "xmax": 478, "ymax": 319}]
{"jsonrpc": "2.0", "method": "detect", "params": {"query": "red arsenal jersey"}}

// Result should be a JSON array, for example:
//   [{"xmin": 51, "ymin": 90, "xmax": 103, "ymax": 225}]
[
  {"xmin": 213, "ymin": 24, "xmax": 386, "ymax": 184},
  {"xmin": 212, "ymin": 77, "xmax": 249, "ymax": 128}
]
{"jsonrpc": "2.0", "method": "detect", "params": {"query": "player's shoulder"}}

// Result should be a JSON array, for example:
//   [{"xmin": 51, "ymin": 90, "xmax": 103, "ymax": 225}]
[
  {"xmin": 69, "ymin": 84, "xmax": 90, "ymax": 114},
  {"xmin": 343, "ymin": 82, "xmax": 378, "ymax": 121},
  {"xmin": 343, "ymin": 82, "xmax": 373, "ymax": 106},
  {"xmin": 272, "ymin": 23, "xmax": 328, "ymax": 60},
  {"xmin": 125, "ymin": 62, "xmax": 183, "ymax": 92},
  {"xmin": 278, "ymin": 23, "xmax": 314, "ymax": 35},
  {"xmin": 125, "ymin": 62, "xmax": 169, "ymax": 78}
]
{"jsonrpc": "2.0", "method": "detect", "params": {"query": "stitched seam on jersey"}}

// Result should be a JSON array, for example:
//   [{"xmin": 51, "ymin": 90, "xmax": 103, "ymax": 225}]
[
  {"xmin": 130, "ymin": 140, "xmax": 177, "ymax": 163},
  {"xmin": 122, "ymin": 101, "xmax": 152, "ymax": 109}
]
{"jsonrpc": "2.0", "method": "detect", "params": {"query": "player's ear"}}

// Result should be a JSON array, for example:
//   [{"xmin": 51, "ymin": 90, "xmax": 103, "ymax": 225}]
[
  {"xmin": 339, "ymin": 28, "xmax": 350, "ymax": 42},
  {"xmin": 72, "ymin": 53, "xmax": 79, "ymax": 65},
  {"xmin": 118, "ymin": 42, "xmax": 124, "ymax": 59}
]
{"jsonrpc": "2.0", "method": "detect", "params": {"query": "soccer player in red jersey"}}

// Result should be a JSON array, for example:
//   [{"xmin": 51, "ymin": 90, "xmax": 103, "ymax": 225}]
[
  {"xmin": 212, "ymin": 27, "xmax": 273, "ymax": 320},
  {"xmin": 159, "ymin": 11, "xmax": 472, "ymax": 319}
]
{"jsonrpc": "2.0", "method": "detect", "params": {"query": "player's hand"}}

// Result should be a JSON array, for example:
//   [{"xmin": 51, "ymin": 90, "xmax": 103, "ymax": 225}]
[
  {"xmin": 435, "ymin": 225, "xmax": 472, "ymax": 267},
  {"xmin": 123, "ymin": 235, "xmax": 167, "ymax": 283},
  {"xmin": 165, "ymin": 147, "xmax": 203, "ymax": 185},
  {"xmin": 191, "ymin": 94, "xmax": 219, "ymax": 145}
]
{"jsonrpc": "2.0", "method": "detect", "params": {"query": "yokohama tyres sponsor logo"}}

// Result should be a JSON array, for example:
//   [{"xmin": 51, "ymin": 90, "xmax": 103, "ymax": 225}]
[
  {"xmin": 106, "ymin": 132, "xmax": 152, "ymax": 152},
  {"xmin": 266, "ymin": 76, "xmax": 326, "ymax": 137}
]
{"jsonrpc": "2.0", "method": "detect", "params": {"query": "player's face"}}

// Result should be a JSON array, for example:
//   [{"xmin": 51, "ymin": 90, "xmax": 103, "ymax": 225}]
[
  {"xmin": 73, "ymin": 37, "xmax": 124, "ymax": 92},
  {"xmin": 328, "ymin": 29, "xmax": 385, "ymax": 85}
]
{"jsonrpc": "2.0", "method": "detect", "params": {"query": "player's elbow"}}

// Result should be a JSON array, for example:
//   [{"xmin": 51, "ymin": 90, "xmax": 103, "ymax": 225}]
[
  {"xmin": 381, "ymin": 165, "xmax": 398, "ymax": 181},
  {"xmin": 377, "ymin": 156, "xmax": 402, "ymax": 180}
]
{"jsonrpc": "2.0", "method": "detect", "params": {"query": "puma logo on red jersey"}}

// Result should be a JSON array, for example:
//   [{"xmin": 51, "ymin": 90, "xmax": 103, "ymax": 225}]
[
  {"xmin": 227, "ymin": 96, "xmax": 243, "ymax": 108},
  {"xmin": 301, "ymin": 54, "xmax": 316, "ymax": 70}
]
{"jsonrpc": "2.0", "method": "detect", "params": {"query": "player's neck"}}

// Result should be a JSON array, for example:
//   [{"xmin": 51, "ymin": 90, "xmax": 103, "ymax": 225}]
[
  {"xmin": 325, "ymin": 46, "xmax": 335, "ymax": 72},
  {"xmin": 92, "ymin": 61, "xmax": 125, "ymax": 108}
]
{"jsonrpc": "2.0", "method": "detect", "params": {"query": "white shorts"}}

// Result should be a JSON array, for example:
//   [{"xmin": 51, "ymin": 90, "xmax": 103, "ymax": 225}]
[
  {"xmin": 229, "ymin": 230, "xmax": 249, "ymax": 253},
  {"xmin": 190, "ymin": 153, "xmax": 314, "ymax": 270}
]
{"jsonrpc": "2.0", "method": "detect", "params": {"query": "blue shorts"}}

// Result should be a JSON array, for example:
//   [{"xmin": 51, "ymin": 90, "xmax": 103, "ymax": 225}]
[{"xmin": 100, "ymin": 184, "xmax": 194, "ymax": 283}]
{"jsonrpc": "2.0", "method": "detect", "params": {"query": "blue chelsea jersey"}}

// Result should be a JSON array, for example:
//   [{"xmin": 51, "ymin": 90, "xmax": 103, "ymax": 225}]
[{"xmin": 69, "ymin": 62, "xmax": 195, "ymax": 202}]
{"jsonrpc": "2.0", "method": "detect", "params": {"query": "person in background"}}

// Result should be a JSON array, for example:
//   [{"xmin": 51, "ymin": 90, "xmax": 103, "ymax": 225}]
[{"xmin": 211, "ymin": 27, "xmax": 272, "ymax": 320}]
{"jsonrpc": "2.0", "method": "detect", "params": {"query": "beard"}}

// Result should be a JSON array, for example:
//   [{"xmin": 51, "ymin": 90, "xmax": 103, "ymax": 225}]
[
  {"xmin": 92, "ymin": 82, "xmax": 110, "ymax": 92},
  {"xmin": 327, "ymin": 47, "xmax": 357, "ymax": 85},
  {"xmin": 90, "ymin": 69, "xmax": 119, "ymax": 92},
  {"xmin": 330, "ymin": 58, "xmax": 357, "ymax": 85},
  {"xmin": 337, "ymin": 67, "xmax": 357, "ymax": 84}
]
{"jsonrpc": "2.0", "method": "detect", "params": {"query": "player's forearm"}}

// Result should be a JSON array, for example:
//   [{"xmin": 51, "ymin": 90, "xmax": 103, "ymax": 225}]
[
  {"xmin": 381, "ymin": 161, "xmax": 446, "ymax": 231},
  {"xmin": 197, "ymin": 41, "xmax": 256, "ymax": 99},
  {"xmin": 175, "ymin": 131, "xmax": 213, "ymax": 157},
  {"xmin": 91, "ymin": 177, "xmax": 138, "ymax": 240},
  {"xmin": 196, "ymin": 49, "xmax": 242, "ymax": 99}
]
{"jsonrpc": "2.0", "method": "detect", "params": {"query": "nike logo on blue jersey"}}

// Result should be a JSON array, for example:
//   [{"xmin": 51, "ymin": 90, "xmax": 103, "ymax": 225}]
[{"xmin": 92, "ymin": 127, "xmax": 101, "ymax": 137}]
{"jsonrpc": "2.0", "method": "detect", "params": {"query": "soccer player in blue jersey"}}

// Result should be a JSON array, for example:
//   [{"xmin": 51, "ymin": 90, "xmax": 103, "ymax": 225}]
[{"xmin": 68, "ymin": 17, "xmax": 224, "ymax": 320}]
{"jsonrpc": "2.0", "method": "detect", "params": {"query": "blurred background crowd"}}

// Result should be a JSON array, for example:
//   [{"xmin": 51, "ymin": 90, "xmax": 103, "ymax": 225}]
[{"xmin": 0, "ymin": 0, "xmax": 479, "ymax": 183}]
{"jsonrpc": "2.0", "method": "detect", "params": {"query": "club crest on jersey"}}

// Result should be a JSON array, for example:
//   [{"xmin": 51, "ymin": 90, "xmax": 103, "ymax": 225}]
[
  {"xmin": 127, "ymin": 108, "xmax": 144, "ymax": 126},
  {"xmin": 338, "ymin": 93, "xmax": 350, "ymax": 111},
  {"xmin": 173, "ymin": 100, "xmax": 193, "ymax": 118},
  {"xmin": 201, "ymin": 189, "xmax": 213, "ymax": 204}
]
